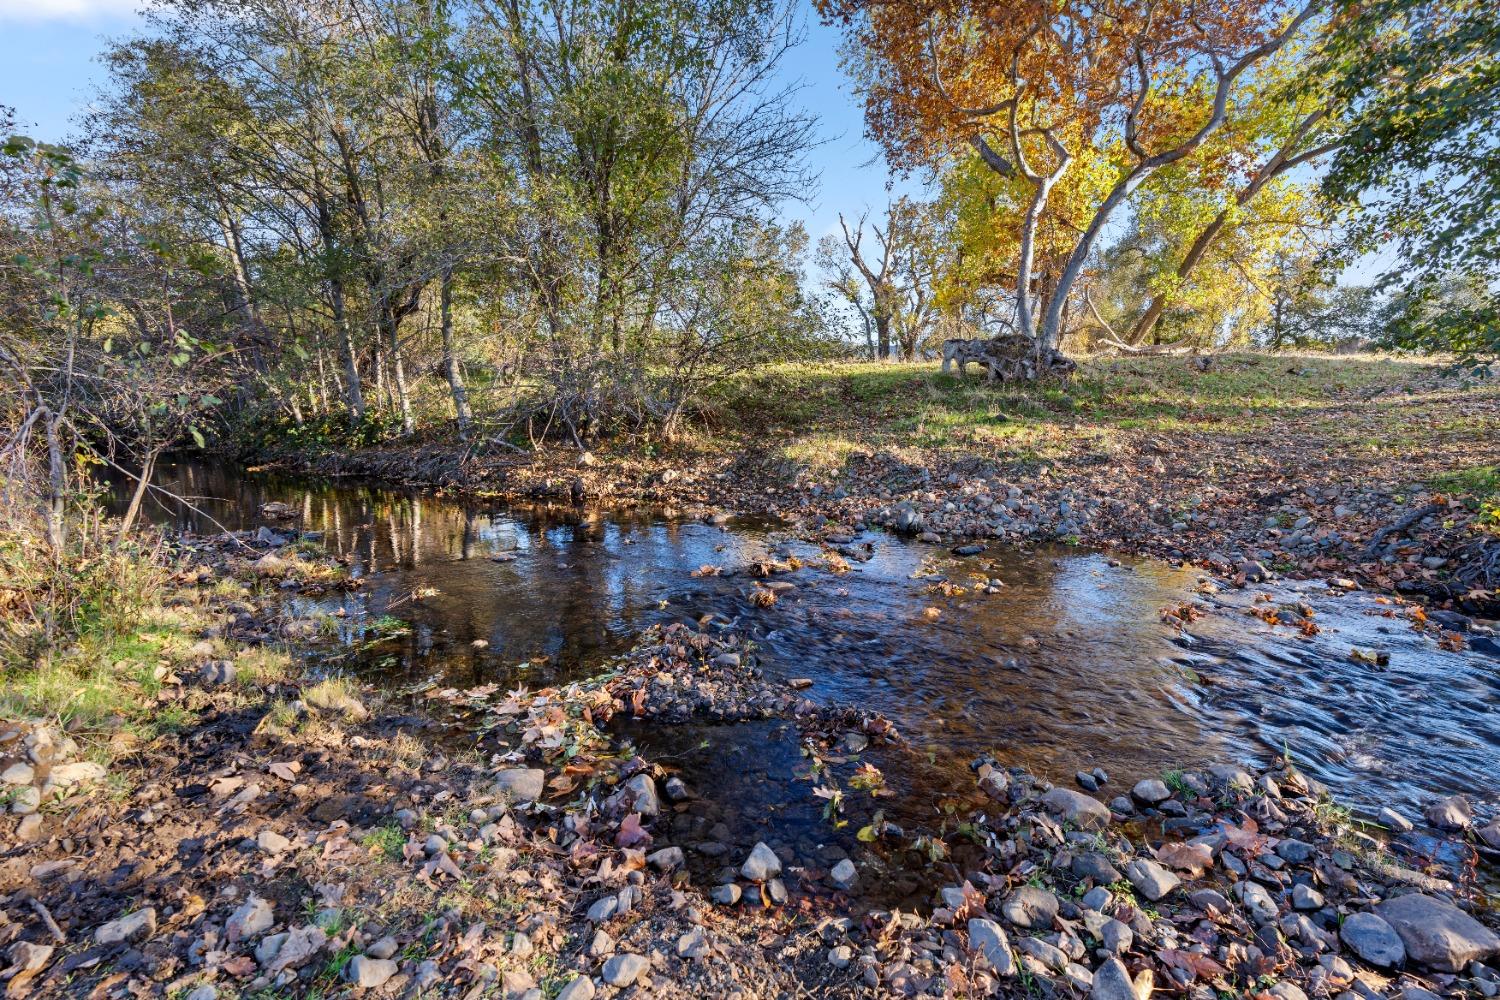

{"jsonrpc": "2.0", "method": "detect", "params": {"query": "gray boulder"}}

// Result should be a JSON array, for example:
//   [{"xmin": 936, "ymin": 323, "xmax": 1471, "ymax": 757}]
[
  {"xmin": 1375, "ymin": 893, "xmax": 1500, "ymax": 972},
  {"xmin": 1341, "ymin": 911, "xmax": 1406, "ymax": 968}
]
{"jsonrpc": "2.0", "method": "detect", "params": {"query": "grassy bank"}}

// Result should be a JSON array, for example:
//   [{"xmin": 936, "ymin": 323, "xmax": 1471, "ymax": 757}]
[{"xmin": 701, "ymin": 353, "xmax": 1497, "ymax": 478}]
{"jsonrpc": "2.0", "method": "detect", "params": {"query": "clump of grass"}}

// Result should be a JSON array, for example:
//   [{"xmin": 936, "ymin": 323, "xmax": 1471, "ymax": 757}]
[
  {"xmin": 303, "ymin": 675, "xmax": 370, "ymax": 721},
  {"xmin": 360, "ymin": 824, "xmax": 407, "ymax": 860},
  {"xmin": 236, "ymin": 647, "xmax": 293, "ymax": 686}
]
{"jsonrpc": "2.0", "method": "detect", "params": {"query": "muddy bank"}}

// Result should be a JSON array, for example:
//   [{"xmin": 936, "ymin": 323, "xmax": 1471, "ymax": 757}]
[{"xmin": 247, "ymin": 425, "xmax": 1500, "ymax": 617}]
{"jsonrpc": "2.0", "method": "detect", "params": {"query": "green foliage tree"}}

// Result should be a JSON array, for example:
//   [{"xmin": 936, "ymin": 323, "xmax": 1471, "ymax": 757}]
[{"xmin": 1319, "ymin": 0, "xmax": 1500, "ymax": 369}]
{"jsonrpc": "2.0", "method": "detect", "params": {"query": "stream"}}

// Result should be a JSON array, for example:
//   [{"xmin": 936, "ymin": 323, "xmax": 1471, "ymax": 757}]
[{"xmin": 112, "ymin": 461, "xmax": 1498, "ymax": 901}]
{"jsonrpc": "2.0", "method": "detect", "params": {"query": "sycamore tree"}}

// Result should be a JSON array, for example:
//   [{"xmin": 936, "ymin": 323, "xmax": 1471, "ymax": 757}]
[
  {"xmin": 819, "ymin": 0, "xmax": 1322, "ymax": 360},
  {"xmin": 814, "ymin": 197, "xmax": 946, "ymax": 360}
]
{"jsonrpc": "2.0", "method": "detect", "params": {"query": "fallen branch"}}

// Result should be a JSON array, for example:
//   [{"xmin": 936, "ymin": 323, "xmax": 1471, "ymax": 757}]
[
  {"xmin": 1361, "ymin": 502, "xmax": 1444, "ymax": 558},
  {"xmin": 28, "ymin": 896, "xmax": 65, "ymax": 944}
]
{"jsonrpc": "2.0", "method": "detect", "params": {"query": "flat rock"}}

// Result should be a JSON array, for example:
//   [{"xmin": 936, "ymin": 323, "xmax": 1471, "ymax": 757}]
[
  {"xmin": 968, "ymin": 918, "xmax": 1014, "ymax": 975},
  {"xmin": 1375, "ymin": 893, "xmax": 1500, "ymax": 971},
  {"xmin": 95, "ymin": 908, "xmax": 156, "ymax": 946},
  {"xmin": 347, "ymin": 955, "xmax": 398, "ymax": 989},
  {"xmin": 493, "ymin": 768, "xmax": 546, "ymax": 803},
  {"xmin": 1341, "ymin": 911, "xmax": 1406, "ymax": 968},
  {"xmin": 602, "ymin": 953, "xmax": 649, "ymax": 987},
  {"xmin": 1124, "ymin": 858, "xmax": 1180, "ymax": 901},
  {"xmin": 1040, "ymin": 787, "xmax": 1111, "ymax": 831}
]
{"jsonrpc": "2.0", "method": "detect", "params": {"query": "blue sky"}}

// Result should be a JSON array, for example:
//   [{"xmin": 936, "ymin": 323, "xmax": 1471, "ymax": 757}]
[{"xmin": 0, "ymin": 0, "xmax": 914, "ymax": 252}]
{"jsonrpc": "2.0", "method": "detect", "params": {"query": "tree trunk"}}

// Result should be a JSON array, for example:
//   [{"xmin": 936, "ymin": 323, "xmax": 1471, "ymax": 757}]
[
  {"xmin": 331, "ymin": 280, "xmax": 364, "ymax": 426},
  {"xmin": 118, "ymin": 448, "xmax": 161, "ymax": 540},
  {"xmin": 385, "ymin": 310, "xmax": 415, "ymax": 436},
  {"xmin": 42, "ymin": 407, "xmax": 67, "ymax": 557},
  {"xmin": 440, "ymin": 269, "xmax": 473, "ymax": 440}
]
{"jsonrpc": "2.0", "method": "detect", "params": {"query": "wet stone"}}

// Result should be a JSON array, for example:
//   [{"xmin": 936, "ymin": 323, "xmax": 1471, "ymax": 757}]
[{"xmin": 1041, "ymin": 788, "xmax": 1111, "ymax": 831}]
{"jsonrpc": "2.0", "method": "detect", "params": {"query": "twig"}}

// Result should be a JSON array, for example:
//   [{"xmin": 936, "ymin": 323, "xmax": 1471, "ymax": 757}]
[{"xmin": 28, "ymin": 896, "xmax": 65, "ymax": 944}]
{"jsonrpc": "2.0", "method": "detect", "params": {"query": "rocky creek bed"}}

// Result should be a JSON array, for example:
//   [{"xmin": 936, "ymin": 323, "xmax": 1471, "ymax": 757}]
[{"xmin": 2, "ymin": 468, "xmax": 1497, "ymax": 998}]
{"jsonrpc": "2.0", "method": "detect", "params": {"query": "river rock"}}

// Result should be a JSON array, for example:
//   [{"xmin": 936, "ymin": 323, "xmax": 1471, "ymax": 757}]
[
  {"xmin": 555, "ymin": 976, "xmax": 595, "ymax": 1000},
  {"xmin": 1, "ymin": 762, "xmax": 34, "ymax": 785},
  {"xmin": 968, "ymin": 918, "xmax": 1014, "ymax": 975},
  {"xmin": 609, "ymin": 774, "xmax": 660, "ymax": 817},
  {"xmin": 1238, "ymin": 881, "xmax": 1279, "ymax": 924},
  {"xmin": 1341, "ymin": 911, "xmax": 1406, "ymax": 967},
  {"xmin": 1090, "ymin": 957, "xmax": 1135, "ymax": 1000},
  {"xmin": 1041, "ymin": 788, "xmax": 1111, "ymax": 831},
  {"xmin": 1131, "ymin": 778, "xmax": 1170, "ymax": 805},
  {"xmin": 1423, "ymin": 795, "xmax": 1473, "ymax": 831},
  {"xmin": 830, "ymin": 858, "xmax": 857, "ymax": 890},
  {"xmin": 1072, "ymin": 853, "xmax": 1122, "ymax": 884},
  {"xmin": 227, "ymin": 895, "xmax": 274, "ymax": 942},
  {"xmin": 493, "ymin": 768, "xmax": 546, "ymax": 803},
  {"xmin": 1001, "ymin": 886, "xmax": 1059, "ymax": 928},
  {"xmin": 95, "ymin": 907, "xmax": 156, "ymax": 946},
  {"xmin": 1276, "ymin": 838, "xmax": 1314, "ymax": 863},
  {"xmin": 1124, "ymin": 858, "xmax": 1179, "ymax": 900},
  {"xmin": 602, "ymin": 953, "xmax": 649, "ymax": 987},
  {"xmin": 647, "ymin": 846, "xmax": 683, "ymax": 871},
  {"xmin": 1375, "ymin": 893, "xmax": 1500, "ymax": 971},
  {"xmin": 586, "ymin": 896, "xmax": 618, "ymax": 923},
  {"xmin": 1292, "ymin": 884, "xmax": 1325, "ymax": 910},
  {"xmin": 741, "ymin": 842, "xmax": 782, "ymax": 882},
  {"xmin": 711, "ymin": 884, "xmax": 741, "ymax": 905},
  {"xmin": 347, "ymin": 955, "xmax": 398, "ymax": 989}
]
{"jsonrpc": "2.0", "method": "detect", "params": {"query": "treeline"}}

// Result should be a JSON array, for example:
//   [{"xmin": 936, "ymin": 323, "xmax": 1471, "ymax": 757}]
[
  {"xmin": 2, "ymin": 0, "xmax": 831, "ymax": 490},
  {"xmin": 815, "ymin": 0, "xmax": 1498, "ymax": 364},
  {"xmin": 1, "ymin": 0, "xmax": 1496, "ymax": 505}
]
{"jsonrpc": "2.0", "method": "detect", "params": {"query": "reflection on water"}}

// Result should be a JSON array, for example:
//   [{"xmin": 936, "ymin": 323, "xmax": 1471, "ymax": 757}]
[{"xmin": 113, "ymin": 462, "xmax": 1498, "ymax": 825}]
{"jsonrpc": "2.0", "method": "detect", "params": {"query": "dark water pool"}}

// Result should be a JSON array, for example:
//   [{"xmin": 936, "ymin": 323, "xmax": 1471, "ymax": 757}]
[{"xmin": 113, "ymin": 462, "xmax": 1498, "ymax": 871}]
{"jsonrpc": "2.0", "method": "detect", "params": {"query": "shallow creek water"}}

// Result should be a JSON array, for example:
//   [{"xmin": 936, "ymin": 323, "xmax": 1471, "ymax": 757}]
[{"xmin": 116, "ymin": 462, "xmax": 1497, "ymax": 899}]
